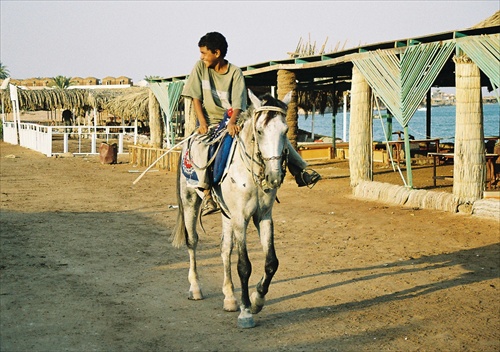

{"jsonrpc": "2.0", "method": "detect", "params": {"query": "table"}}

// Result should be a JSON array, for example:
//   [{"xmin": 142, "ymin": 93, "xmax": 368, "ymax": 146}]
[
  {"xmin": 428, "ymin": 152, "xmax": 499, "ymax": 189},
  {"xmin": 385, "ymin": 138, "xmax": 441, "ymax": 164}
]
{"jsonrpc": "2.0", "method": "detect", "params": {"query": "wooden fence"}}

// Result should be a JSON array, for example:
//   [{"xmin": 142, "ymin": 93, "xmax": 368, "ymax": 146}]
[{"xmin": 129, "ymin": 145, "xmax": 181, "ymax": 171}]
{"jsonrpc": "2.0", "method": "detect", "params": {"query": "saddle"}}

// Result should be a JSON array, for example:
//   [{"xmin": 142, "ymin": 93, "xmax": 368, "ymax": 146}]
[{"xmin": 181, "ymin": 111, "xmax": 234, "ymax": 185}]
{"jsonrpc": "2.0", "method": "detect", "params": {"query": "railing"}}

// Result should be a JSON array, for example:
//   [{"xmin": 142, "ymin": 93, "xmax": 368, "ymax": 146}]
[
  {"xmin": 2, "ymin": 121, "xmax": 19, "ymax": 145},
  {"xmin": 2, "ymin": 122, "xmax": 138, "ymax": 157}
]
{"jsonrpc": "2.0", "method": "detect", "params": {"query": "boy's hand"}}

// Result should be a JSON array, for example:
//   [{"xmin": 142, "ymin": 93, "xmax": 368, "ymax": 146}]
[
  {"xmin": 227, "ymin": 121, "xmax": 240, "ymax": 137},
  {"xmin": 197, "ymin": 124, "xmax": 209, "ymax": 135}
]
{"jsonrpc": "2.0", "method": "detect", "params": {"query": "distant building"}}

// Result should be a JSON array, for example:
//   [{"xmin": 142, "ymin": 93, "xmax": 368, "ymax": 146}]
[
  {"xmin": 85, "ymin": 77, "xmax": 99, "ymax": 85},
  {"xmin": 70, "ymin": 77, "xmax": 84, "ymax": 85},
  {"xmin": 6, "ymin": 76, "xmax": 131, "ymax": 88},
  {"xmin": 116, "ymin": 76, "xmax": 133, "ymax": 85},
  {"xmin": 431, "ymin": 90, "xmax": 454, "ymax": 106},
  {"xmin": 101, "ymin": 76, "xmax": 133, "ymax": 85},
  {"xmin": 483, "ymin": 96, "xmax": 498, "ymax": 104},
  {"xmin": 101, "ymin": 76, "xmax": 116, "ymax": 85},
  {"xmin": 9, "ymin": 79, "xmax": 22, "ymax": 86},
  {"xmin": 19, "ymin": 77, "xmax": 53, "ymax": 87}
]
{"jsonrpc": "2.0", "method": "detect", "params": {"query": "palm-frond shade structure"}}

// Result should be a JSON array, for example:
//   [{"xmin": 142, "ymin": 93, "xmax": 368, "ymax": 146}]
[{"xmin": 0, "ymin": 87, "xmax": 151, "ymax": 121}]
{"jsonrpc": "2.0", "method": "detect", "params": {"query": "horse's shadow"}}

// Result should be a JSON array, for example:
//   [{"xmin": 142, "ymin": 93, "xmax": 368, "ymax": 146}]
[{"xmin": 264, "ymin": 243, "xmax": 499, "ymax": 321}]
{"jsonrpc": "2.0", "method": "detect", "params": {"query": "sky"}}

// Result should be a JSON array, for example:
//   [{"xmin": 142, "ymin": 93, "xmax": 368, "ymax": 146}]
[{"xmin": 1, "ymin": 1, "xmax": 499, "ymax": 84}]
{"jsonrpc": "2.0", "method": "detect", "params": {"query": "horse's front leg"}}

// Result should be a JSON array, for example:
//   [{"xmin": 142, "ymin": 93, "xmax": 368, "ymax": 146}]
[
  {"xmin": 250, "ymin": 215, "xmax": 279, "ymax": 314},
  {"xmin": 232, "ymin": 218, "xmax": 255, "ymax": 328},
  {"xmin": 220, "ymin": 216, "xmax": 238, "ymax": 312}
]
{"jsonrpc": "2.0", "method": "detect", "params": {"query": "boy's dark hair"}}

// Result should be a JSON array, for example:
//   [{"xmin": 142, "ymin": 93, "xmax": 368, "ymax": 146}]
[{"xmin": 198, "ymin": 32, "xmax": 228, "ymax": 57}]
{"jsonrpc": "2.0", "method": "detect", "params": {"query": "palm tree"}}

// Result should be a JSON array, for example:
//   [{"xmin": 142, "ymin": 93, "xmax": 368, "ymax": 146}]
[
  {"xmin": 0, "ymin": 62, "xmax": 10, "ymax": 79},
  {"xmin": 51, "ymin": 75, "xmax": 72, "ymax": 89}
]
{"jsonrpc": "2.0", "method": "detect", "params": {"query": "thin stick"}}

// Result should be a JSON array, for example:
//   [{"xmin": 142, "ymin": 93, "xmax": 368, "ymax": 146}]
[{"xmin": 132, "ymin": 134, "xmax": 197, "ymax": 185}]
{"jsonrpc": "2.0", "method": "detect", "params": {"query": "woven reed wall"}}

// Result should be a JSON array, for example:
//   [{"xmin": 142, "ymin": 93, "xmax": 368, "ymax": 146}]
[
  {"xmin": 352, "ymin": 181, "xmax": 457, "ymax": 213},
  {"xmin": 472, "ymin": 199, "xmax": 500, "ymax": 219},
  {"xmin": 353, "ymin": 180, "xmax": 500, "ymax": 220}
]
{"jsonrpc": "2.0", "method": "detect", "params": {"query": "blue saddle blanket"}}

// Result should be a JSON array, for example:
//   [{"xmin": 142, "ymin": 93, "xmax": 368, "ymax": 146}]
[
  {"xmin": 181, "ymin": 111, "xmax": 234, "ymax": 185},
  {"xmin": 212, "ymin": 133, "xmax": 233, "ymax": 184}
]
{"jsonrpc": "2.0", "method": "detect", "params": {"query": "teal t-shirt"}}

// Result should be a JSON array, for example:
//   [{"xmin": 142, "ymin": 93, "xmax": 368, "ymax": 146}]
[{"xmin": 182, "ymin": 60, "xmax": 247, "ymax": 124}]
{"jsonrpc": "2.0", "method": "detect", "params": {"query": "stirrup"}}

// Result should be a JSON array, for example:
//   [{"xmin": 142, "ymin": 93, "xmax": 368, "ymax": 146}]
[
  {"xmin": 296, "ymin": 169, "xmax": 321, "ymax": 188},
  {"xmin": 201, "ymin": 196, "xmax": 219, "ymax": 216}
]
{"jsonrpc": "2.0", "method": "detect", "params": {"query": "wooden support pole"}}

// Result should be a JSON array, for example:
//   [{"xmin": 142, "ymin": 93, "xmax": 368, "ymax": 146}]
[
  {"xmin": 403, "ymin": 125, "xmax": 413, "ymax": 188},
  {"xmin": 426, "ymin": 89, "xmax": 432, "ymax": 139},
  {"xmin": 148, "ymin": 90, "xmax": 163, "ymax": 149}
]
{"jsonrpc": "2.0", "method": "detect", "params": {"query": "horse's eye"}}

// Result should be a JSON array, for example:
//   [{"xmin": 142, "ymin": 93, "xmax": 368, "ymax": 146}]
[{"xmin": 257, "ymin": 130, "xmax": 262, "ymax": 135}]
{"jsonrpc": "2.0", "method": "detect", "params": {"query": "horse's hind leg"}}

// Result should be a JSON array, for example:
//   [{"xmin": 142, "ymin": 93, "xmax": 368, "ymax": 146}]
[
  {"xmin": 220, "ymin": 216, "xmax": 238, "ymax": 312},
  {"xmin": 187, "ymin": 244, "xmax": 203, "ymax": 300},
  {"xmin": 250, "ymin": 216, "xmax": 279, "ymax": 314},
  {"xmin": 183, "ymin": 183, "xmax": 204, "ymax": 300}
]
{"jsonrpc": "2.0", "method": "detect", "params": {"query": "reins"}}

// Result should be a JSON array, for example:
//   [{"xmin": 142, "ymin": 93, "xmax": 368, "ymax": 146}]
[
  {"xmin": 180, "ymin": 106, "xmax": 288, "ymax": 190},
  {"xmin": 187, "ymin": 126, "xmax": 228, "ymax": 171}
]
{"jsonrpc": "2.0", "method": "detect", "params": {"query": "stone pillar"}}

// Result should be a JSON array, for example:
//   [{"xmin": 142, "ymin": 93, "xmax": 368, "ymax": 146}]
[{"xmin": 349, "ymin": 65, "xmax": 373, "ymax": 187}]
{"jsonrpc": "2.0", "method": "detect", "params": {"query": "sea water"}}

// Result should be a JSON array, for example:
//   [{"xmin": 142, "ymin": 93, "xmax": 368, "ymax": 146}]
[{"xmin": 298, "ymin": 104, "xmax": 500, "ymax": 143}]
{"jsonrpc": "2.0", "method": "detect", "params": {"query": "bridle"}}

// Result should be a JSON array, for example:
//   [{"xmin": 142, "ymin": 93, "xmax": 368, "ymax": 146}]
[{"xmin": 236, "ymin": 106, "xmax": 289, "ymax": 190}]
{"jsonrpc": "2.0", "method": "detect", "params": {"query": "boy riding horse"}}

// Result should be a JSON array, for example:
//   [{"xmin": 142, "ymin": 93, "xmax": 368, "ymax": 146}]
[{"xmin": 182, "ymin": 32, "xmax": 321, "ymax": 216}]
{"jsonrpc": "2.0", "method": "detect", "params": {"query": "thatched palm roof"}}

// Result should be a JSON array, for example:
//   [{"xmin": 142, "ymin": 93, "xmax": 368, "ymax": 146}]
[
  {"xmin": 0, "ymin": 86, "xmax": 150, "ymax": 120},
  {"xmin": 471, "ymin": 10, "xmax": 499, "ymax": 29},
  {"xmin": 290, "ymin": 37, "xmax": 347, "ymax": 115},
  {"xmin": 103, "ymin": 88, "xmax": 149, "ymax": 120},
  {"xmin": 1, "ymin": 88, "xmax": 87, "ymax": 112}
]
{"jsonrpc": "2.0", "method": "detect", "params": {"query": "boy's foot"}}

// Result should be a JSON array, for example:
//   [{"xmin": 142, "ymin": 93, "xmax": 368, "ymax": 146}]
[
  {"xmin": 201, "ymin": 196, "xmax": 219, "ymax": 216},
  {"xmin": 295, "ymin": 169, "xmax": 321, "ymax": 188}
]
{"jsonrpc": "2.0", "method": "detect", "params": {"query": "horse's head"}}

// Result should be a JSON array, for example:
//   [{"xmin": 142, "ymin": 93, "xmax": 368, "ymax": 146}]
[{"xmin": 248, "ymin": 89, "xmax": 292, "ymax": 189}]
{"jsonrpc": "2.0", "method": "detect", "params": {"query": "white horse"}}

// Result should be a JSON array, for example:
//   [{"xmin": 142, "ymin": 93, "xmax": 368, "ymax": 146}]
[{"xmin": 171, "ymin": 90, "xmax": 291, "ymax": 328}]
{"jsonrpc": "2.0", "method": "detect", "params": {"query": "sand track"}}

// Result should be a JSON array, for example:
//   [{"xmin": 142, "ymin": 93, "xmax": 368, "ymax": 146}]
[{"xmin": 1, "ymin": 141, "xmax": 498, "ymax": 351}]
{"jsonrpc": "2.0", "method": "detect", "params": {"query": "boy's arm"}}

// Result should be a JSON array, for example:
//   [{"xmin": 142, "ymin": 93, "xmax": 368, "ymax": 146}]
[
  {"xmin": 227, "ymin": 108, "xmax": 241, "ymax": 137},
  {"xmin": 193, "ymin": 99, "xmax": 209, "ymax": 134}
]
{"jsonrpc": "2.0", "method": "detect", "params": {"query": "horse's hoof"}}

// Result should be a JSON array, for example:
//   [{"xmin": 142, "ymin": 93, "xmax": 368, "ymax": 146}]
[
  {"xmin": 223, "ymin": 298, "xmax": 238, "ymax": 312},
  {"xmin": 250, "ymin": 292, "xmax": 265, "ymax": 314},
  {"xmin": 237, "ymin": 307, "xmax": 256, "ymax": 328},
  {"xmin": 188, "ymin": 290, "xmax": 203, "ymax": 300},
  {"xmin": 237, "ymin": 316, "xmax": 256, "ymax": 328}
]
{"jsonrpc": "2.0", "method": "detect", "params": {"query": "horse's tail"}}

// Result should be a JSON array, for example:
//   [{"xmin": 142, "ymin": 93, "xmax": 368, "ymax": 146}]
[{"xmin": 171, "ymin": 156, "xmax": 188, "ymax": 248}]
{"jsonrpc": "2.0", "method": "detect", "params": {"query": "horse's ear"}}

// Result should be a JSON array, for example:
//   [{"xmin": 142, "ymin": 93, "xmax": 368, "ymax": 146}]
[
  {"xmin": 281, "ymin": 91, "xmax": 293, "ymax": 106},
  {"xmin": 248, "ymin": 89, "xmax": 261, "ymax": 109}
]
